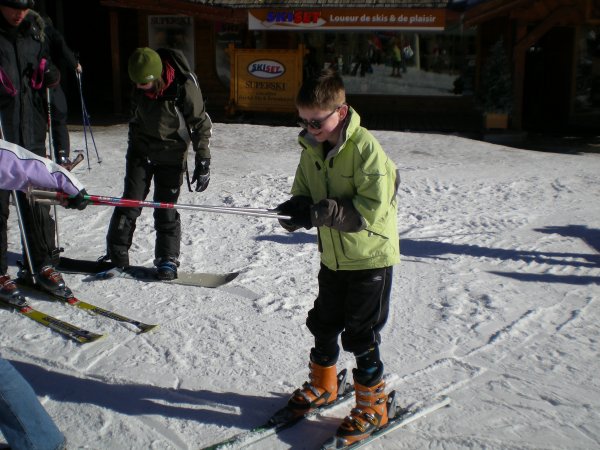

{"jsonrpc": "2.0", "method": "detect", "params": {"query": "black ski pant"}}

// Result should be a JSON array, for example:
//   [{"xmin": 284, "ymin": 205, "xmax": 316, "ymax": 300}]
[
  {"xmin": 306, "ymin": 264, "xmax": 393, "ymax": 362},
  {"xmin": 106, "ymin": 154, "xmax": 183, "ymax": 267},
  {"xmin": 0, "ymin": 190, "xmax": 9, "ymax": 275},
  {"xmin": 0, "ymin": 189, "xmax": 58, "ymax": 276},
  {"xmin": 49, "ymin": 85, "xmax": 70, "ymax": 160}
]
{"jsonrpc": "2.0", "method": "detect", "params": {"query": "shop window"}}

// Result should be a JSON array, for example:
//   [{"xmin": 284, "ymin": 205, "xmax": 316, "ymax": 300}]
[
  {"xmin": 215, "ymin": 23, "xmax": 255, "ymax": 86},
  {"xmin": 575, "ymin": 26, "xmax": 600, "ymax": 120},
  {"xmin": 215, "ymin": 24, "xmax": 476, "ymax": 97}
]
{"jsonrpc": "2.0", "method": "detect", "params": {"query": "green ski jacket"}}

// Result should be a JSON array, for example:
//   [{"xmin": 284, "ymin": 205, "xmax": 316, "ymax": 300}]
[{"xmin": 291, "ymin": 107, "xmax": 400, "ymax": 271}]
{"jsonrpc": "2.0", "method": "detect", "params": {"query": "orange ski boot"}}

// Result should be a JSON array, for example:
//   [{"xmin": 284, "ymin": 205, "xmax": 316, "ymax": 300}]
[
  {"xmin": 287, "ymin": 360, "xmax": 339, "ymax": 415},
  {"xmin": 334, "ymin": 377, "xmax": 388, "ymax": 446}
]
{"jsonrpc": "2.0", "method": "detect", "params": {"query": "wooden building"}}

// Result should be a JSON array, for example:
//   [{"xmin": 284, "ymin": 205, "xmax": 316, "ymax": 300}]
[
  {"xmin": 34, "ymin": 0, "xmax": 600, "ymax": 133},
  {"xmin": 464, "ymin": 0, "xmax": 600, "ymax": 131}
]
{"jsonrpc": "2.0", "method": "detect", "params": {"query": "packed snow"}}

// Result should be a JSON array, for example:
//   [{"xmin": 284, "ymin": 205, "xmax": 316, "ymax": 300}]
[{"xmin": 1, "ymin": 122, "xmax": 599, "ymax": 449}]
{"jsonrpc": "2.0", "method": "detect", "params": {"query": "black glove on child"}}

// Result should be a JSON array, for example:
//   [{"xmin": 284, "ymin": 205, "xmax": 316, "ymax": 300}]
[
  {"xmin": 310, "ymin": 198, "xmax": 366, "ymax": 232},
  {"xmin": 191, "ymin": 158, "xmax": 210, "ymax": 192},
  {"xmin": 276, "ymin": 196, "xmax": 313, "ymax": 231},
  {"xmin": 65, "ymin": 189, "xmax": 89, "ymax": 210}
]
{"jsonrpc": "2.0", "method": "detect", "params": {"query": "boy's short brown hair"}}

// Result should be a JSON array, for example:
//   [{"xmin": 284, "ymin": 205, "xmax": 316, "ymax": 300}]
[{"xmin": 296, "ymin": 68, "xmax": 346, "ymax": 110}]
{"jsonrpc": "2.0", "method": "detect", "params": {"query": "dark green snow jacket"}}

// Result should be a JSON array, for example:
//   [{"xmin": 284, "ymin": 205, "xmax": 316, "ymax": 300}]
[{"xmin": 127, "ymin": 50, "xmax": 212, "ymax": 167}]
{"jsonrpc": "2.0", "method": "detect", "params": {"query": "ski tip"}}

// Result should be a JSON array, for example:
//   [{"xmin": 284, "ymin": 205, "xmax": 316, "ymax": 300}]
[
  {"xmin": 75, "ymin": 332, "xmax": 106, "ymax": 344},
  {"xmin": 226, "ymin": 272, "xmax": 240, "ymax": 282},
  {"xmin": 137, "ymin": 324, "xmax": 159, "ymax": 334}
]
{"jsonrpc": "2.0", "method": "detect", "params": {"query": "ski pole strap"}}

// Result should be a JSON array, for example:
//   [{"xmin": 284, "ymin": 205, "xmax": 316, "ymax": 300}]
[{"xmin": 185, "ymin": 161, "xmax": 193, "ymax": 193}]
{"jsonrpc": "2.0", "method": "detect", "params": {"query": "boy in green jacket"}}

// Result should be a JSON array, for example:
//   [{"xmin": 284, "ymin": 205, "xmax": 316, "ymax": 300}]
[{"xmin": 276, "ymin": 68, "xmax": 400, "ymax": 446}]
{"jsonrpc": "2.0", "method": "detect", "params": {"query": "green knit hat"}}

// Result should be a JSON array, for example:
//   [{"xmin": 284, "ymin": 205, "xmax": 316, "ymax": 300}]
[
  {"xmin": 0, "ymin": 0, "xmax": 35, "ymax": 9},
  {"xmin": 128, "ymin": 48, "xmax": 162, "ymax": 84}
]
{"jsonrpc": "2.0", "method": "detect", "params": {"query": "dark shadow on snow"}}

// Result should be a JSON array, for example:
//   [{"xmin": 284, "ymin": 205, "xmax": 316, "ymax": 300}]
[
  {"xmin": 488, "ymin": 271, "xmax": 599, "ymax": 285},
  {"xmin": 534, "ymin": 225, "xmax": 600, "ymax": 254},
  {"xmin": 400, "ymin": 239, "xmax": 599, "ymax": 268},
  {"xmin": 401, "ymin": 224, "xmax": 600, "ymax": 285},
  {"xmin": 255, "ymin": 232, "xmax": 316, "ymax": 245},
  {"xmin": 9, "ymin": 359, "xmax": 291, "ymax": 443}
]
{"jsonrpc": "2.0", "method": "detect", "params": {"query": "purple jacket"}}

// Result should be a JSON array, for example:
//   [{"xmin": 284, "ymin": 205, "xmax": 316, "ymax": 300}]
[{"xmin": 0, "ymin": 139, "xmax": 83, "ymax": 195}]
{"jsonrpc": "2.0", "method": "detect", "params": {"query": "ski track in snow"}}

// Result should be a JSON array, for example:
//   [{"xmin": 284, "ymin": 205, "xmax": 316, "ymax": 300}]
[{"xmin": 1, "ymin": 126, "xmax": 599, "ymax": 449}]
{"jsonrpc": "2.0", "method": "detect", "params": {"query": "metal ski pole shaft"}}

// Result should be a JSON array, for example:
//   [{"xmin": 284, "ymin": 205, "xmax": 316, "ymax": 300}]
[
  {"xmin": 30, "ymin": 190, "xmax": 291, "ymax": 220},
  {"xmin": 0, "ymin": 116, "xmax": 36, "ymax": 285},
  {"xmin": 76, "ymin": 72, "xmax": 91, "ymax": 170},
  {"xmin": 82, "ymin": 101, "xmax": 100, "ymax": 163},
  {"xmin": 76, "ymin": 72, "xmax": 101, "ymax": 166},
  {"xmin": 12, "ymin": 192, "xmax": 37, "ymax": 284},
  {"xmin": 46, "ymin": 88, "xmax": 61, "ymax": 251}
]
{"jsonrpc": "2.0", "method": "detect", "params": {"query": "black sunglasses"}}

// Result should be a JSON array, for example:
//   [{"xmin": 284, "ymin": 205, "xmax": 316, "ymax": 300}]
[{"xmin": 297, "ymin": 106, "xmax": 342, "ymax": 130}]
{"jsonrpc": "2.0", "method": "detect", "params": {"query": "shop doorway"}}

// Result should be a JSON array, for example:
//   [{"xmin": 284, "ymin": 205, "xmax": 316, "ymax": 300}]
[{"xmin": 522, "ymin": 27, "xmax": 574, "ymax": 131}]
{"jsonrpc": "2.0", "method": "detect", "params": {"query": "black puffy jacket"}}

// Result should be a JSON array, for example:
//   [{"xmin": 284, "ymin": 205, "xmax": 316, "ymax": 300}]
[{"xmin": 0, "ymin": 11, "xmax": 50, "ymax": 155}]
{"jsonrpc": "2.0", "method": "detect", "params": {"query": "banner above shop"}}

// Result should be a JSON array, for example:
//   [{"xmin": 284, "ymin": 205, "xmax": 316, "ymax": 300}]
[{"xmin": 248, "ymin": 8, "xmax": 445, "ymax": 31}]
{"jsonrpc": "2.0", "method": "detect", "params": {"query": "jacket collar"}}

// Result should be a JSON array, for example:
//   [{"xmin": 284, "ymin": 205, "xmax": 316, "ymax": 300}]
[{"xmin": 298, "ymin": 106, "xmax": 361, "ymax": 160}]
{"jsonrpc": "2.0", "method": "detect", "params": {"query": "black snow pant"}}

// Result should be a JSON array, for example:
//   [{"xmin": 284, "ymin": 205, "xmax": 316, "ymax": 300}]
[
  {"xmin": 49, "ymin": 85, "xmax": 70, "ymax": 161},
  {"xmin": 106, "ymin": 154, "xmax": 183, "ymax": 267},
  {"xmin": 0, "ymin": 190, "xmax": 9, "ymax": 275},
  {"xmin": 306, "ymin": 264, "xmax": 393, "ymax": 361},
  {"xmin": 0, "ymin": 189, "xmax": 58, "ymax": 276}
]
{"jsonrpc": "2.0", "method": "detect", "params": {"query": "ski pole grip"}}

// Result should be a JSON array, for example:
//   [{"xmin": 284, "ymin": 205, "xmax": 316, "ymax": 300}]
[
  {"xmin": 29, "ymin": 188, "xmax": 62, "ymax": 200},
  {"xmin": 35, "ymin": 198, "xmax": 62, "ymax": 206},
  {"xmin": 28, "ymin": 189, "xmax": 70, "ymax": 203}
]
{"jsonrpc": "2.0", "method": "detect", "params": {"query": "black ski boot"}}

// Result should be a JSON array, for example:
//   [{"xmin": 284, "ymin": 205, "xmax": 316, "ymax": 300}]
[
  {"xmin": 154, "ymin": 257, "xmax": 179, "ymax": 281},
  {"xmin": 35, "ymin": 266, "xmax": 68, "ymax": 295},
  {"xmin": 0, "ymin": 275, "xmax": 28, "ymax": 307}
]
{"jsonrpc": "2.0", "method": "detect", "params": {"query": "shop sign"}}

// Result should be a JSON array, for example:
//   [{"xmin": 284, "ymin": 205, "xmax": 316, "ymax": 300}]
[
  {"xmin": 148, "ymin": 15, "xmax": 195, "ymax": 70},
  {"xmin": 248, "ymin": 8, "xmax": 445, "ymax": 31},
  {"xmin": 228, "ymin": 44, "xmax": 304, "ymax": 113}
]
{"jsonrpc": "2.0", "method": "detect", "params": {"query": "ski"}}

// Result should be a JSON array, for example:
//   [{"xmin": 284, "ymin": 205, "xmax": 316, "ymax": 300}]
[
  {"xmin": 96, "ymin": 266, "xmax": 239, "ymax": 289},
  {"xmin": 0, "ymin": 297, "xmax": 104, "ymax": 344},
  {"xmin": 321, "ymin": 395, "xmax": 451, "ymax": 449},
  {"xmin": 57, "ymin": 257, "xmax": 239, "ymax": 289},
  {"xmin": 60, "ymin": 153, "xmax": 84, "ymax": 171},
  {"xmin": 201, "ymin": 369, "xmax": 354, "ymax": 450},
  {"xmin": 16, "ymin": 281, "xmax": 157, "ymax": 334}
]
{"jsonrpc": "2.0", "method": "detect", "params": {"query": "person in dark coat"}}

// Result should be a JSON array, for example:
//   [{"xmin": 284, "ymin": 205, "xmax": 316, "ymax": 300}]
[
  {"xmin": 0, "ymin": 0, "xmax": 67, "ymax": 294},
  {"xmin": 104, "ymin": 47, "xmax": 213, "ymax": 280},
  {"xmin": 36, "ymin": 12, "xmax": 81, "ymax": 165}
]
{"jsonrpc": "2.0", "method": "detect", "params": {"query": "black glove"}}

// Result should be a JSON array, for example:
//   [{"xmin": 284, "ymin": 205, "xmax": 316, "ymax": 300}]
[
  {"xmin": 43, "ymin": 62, "xmax": 61, "ymax": 88},
  {"xmin": 276, "ymin": 196, "xmax": 313, "ymax": 231},
  {"xmin": 310, "ymin": 198, "xmax": 365, "ymax": 232},
  {"xmin": 191, "ymin": 158, "xmax": 210, "ymax": 192},
  {"xmin": 65, "ymin": 189, "xmax": 89, "ymax": 210}
]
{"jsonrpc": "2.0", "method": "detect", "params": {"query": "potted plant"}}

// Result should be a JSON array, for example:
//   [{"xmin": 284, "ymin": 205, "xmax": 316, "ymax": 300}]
[{"xmin": 480, "ymin": 37, "xmax": 512, "ymax": 129}]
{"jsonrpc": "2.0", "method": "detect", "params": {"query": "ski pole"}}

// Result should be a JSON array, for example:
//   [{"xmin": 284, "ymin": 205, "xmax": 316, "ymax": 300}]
[
  {"xmin": 76, "ymin": 71, "xmax": 90, "ymax": 170},
  {"xmin": 29, "ymin": 190, "xmax": 292, "ymax": 220},
  {"xmin": 76, "ymin": 71, "xmax": 101, "ymax": 168},
  {"xmin": 0, "ymin": 116, "xmax": 37, "ymax": 285},
  {"xmin": 46, "ymin": 88, "xmax": 62, "ymax": 251}
]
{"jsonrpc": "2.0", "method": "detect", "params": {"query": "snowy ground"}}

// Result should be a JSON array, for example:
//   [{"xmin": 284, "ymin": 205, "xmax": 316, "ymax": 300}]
[{"xmin": 1, "ymin": 123, "xmax": 599, "ymax": 450}]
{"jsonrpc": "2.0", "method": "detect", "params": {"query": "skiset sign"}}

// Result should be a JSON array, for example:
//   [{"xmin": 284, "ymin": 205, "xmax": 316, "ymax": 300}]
[
  {"xmin": 248, "ymin": 8, "xmax": 445, "ymax": 31},
  {"xmin": 228, "ymin": 44, "xmax": 304, "ymax": 113},
  {"xmin": 248, "ymin": 60, "xmax": 286, "ymax": 79}
]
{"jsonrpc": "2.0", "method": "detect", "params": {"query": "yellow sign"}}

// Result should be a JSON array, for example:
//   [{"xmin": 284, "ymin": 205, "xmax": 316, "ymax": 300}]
[
  {"xmin": 248, "ymin": 8, "xmax": 445, "ymax": 31},
  {"xmin": 228, "ymin": 44, "xmax": 305, "ymax": 113}
]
